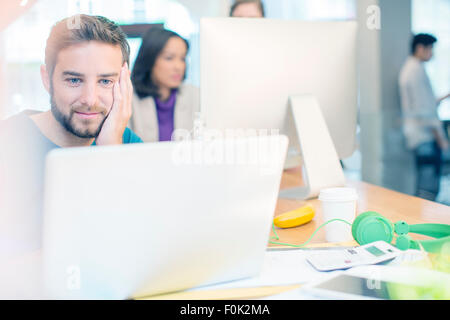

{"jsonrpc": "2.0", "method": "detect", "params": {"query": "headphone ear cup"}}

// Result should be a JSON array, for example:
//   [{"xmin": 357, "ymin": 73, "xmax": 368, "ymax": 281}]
[
  {"xmin": 396, "ymin": 235, "xmax": 412, "ymax": 251},
  {"xmin": 352, "ymin": 212, "xmax": 383, "ymax": 241},
  {"xmin": 352, "ymin": 211, "xmax": 394, "ymax": 245}
]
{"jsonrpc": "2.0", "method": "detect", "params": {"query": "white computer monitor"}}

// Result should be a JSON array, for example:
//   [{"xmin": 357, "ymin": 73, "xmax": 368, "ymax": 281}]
[{"xmin": 199, "ymin": 18, "xmax": 358, "ymax": 199}]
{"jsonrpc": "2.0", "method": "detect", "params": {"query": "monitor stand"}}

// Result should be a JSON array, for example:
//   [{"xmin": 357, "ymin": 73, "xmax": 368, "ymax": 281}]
[{"xmin": 279, "ymin": 95, "xmax": 346, "ymax": 200}]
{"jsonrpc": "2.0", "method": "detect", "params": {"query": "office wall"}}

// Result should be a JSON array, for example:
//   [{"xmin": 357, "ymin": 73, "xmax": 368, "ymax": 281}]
[
  {"xmin": 357, "ymin": 0, "xmax": 415, "ymax": 194},
  {"xmin": 0, "ymin": 0, "xmax": 38, "ymax": 119},
  {"xmin": 357, "ymin": 0, "xmax": 383, "ymax": 186},
  {"xmin": 176, "ymin": 0, "xmax": 230, "ymax": 19},
  {"xmin": 0, "ymin": 35, "xmax": 5, "ymax": 119},
  {"xmin": 379, "ymin": 0, "xmax": 415, "ymax": 195},
  {"xmin": 0, "ymin": 0, "xmax": 38, "ymax": 31}
]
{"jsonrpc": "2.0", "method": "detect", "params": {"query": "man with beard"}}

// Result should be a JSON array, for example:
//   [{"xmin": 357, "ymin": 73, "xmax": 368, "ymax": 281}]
[{"xmin": 0, "ymin": 14, "xmax": 142, "ymax": 274}]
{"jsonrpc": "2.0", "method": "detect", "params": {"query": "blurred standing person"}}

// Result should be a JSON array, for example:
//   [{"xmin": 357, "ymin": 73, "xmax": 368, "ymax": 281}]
[
  {"xmin": 399, "ymin": 33, "xmax": 450, "ymax": 201},
  {"xmin": 230, "ymin": 0, "xmax": 265, "ymax": 18},
  {"xmin": 129, "ymin": 28, "xmax": 199, "ymax": 142}
]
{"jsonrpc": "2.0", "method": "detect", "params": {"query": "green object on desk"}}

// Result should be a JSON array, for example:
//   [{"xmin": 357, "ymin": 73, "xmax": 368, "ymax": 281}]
[{"xmin": 352, "ymin": 211, "xmax": 450, "ymax": 253}]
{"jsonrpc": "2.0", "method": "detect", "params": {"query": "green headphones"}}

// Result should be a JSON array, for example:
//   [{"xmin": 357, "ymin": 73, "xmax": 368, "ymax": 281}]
[{"xmin": 352, "ymin": 211, "xmax": 450, "ymax": 253}]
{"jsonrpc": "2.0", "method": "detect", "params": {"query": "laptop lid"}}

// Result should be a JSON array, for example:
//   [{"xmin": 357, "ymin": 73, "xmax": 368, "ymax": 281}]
[{"xmin": 42, "ymin": 135, "xmax": 288, "ymax": 299}]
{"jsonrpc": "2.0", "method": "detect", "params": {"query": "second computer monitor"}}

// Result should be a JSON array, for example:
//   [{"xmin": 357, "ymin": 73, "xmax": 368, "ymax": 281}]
[{"xmin": 200, "ymin": 18, "xmax": 357, "ymax": 160}]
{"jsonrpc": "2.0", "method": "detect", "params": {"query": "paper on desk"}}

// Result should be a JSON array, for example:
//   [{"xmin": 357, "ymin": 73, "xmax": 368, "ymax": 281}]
[
  {"xmin": 259, "ymin": 250, "xmax": 433, "ymax": 301},
  {"xmin": 190, "ymin": 250, "xmax": 326, "ymax": 291}
]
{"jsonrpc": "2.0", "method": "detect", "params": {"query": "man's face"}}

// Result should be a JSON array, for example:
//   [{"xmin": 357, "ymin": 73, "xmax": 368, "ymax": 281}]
[
  {"xmin": 422, "ymin": 45, "xmax": 434, "ymax": 61},
  {"xmin": 49, "ymin": 41, "xmax": 123, "ymax": 138},
  {"xmin": 416, "ymin": 44, "xmax": 434, "ymax": 62}
]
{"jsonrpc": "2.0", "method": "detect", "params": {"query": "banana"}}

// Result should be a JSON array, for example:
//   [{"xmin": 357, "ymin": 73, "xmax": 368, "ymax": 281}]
[{"xmin": 273, "ymin": 205, "xmax": 315, "ymax": 228}]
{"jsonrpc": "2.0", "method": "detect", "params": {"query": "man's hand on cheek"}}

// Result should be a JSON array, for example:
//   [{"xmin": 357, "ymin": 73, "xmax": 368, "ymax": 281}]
[{"xmin": 95, "ymin": 63, "xmax": 133, "ymax": 145}]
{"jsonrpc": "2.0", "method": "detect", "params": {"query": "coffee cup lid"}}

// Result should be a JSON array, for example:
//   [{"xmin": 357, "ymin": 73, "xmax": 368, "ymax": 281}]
[{"xmin": 318, "ymin": 187, "xmax": 358, "ymax": 202}]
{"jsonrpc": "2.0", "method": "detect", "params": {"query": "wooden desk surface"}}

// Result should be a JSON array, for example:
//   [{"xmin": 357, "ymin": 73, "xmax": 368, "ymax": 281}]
[
  {"xmin": 270, "ymin": 168, "xmax": 450, "ymax": 247},
  {"xmin": 143, "ymin": 169, "xmax": 450, "ymax": 300}
]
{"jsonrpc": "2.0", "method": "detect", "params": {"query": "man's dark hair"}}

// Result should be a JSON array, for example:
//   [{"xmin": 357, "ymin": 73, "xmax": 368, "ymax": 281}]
[
  {"xmin": 45, "ymin": 14, "xmax": 130, "ymax": 80},
  {"xmin": 411, "ymin": 33, "xmax": 437, "ymax": 54},
  {"xmin": 131, "ymin": 27, "xmax": 189, "ymax": 99},
  {"xmin": 230, "ymin": 0, "xmax": 265, "ymax": 17}
]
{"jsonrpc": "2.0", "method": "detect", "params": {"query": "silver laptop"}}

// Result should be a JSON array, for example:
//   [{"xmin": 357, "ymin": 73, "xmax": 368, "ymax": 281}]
[{"xmin": 41, "ymin": 135, "xmax": 288, "ymax": 299}]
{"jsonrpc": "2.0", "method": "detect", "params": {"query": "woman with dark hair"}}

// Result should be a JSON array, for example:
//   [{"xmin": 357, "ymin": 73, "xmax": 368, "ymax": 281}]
[{"xmin": 129, "ymin": 27, "xmax": 199, "ymax": 142}]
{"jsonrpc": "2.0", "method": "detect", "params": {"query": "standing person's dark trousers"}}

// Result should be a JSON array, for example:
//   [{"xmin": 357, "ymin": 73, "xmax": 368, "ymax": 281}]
[{"xmin": 414, "ymin": 141, "xmax": 442, "ymax": 201}]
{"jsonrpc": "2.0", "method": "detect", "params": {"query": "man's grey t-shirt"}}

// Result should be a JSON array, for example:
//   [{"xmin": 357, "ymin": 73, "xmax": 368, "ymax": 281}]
[{"xmin": 0, "ymin": 111, "xmax": 142, "ymax": 258}]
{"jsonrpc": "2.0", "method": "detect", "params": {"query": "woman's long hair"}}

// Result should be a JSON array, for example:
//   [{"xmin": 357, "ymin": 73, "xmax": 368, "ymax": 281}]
[{"xmin": 131, "ymin": 27, "xmax": 189, "ymax": 99}]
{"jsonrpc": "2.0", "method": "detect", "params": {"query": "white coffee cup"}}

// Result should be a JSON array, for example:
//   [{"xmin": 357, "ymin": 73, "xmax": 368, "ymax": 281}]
[{"xmin": 319, "ymin": 187, "xmax": 358, "ymax": 243}]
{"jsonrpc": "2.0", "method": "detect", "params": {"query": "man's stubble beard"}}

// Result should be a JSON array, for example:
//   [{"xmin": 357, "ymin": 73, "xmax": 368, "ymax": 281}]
[{"xmin": 49, "ymin": 84, "xmax": 108, "ymax": 139}]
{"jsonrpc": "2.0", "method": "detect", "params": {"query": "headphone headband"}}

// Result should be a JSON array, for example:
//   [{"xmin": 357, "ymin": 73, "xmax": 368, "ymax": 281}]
[{"xmin": 408, "ymin": 223, "xmax": 450, "ymax": 239}]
